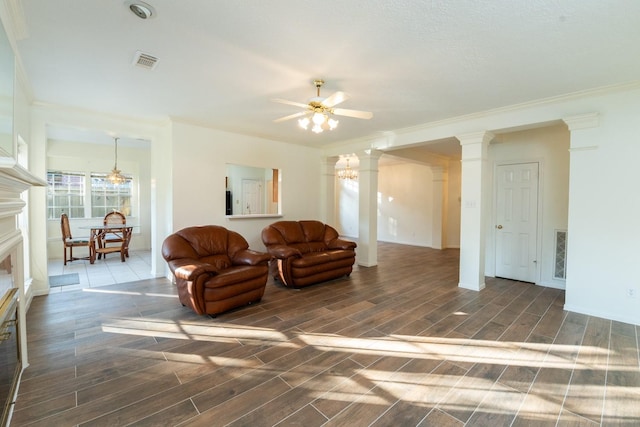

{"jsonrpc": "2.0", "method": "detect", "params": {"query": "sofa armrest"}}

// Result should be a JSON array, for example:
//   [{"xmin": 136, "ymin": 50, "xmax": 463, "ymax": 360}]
[
  {"xmin": 232, "ymin": 249, "xmax": 272, "ymax": 266},
  {"xmin": 327, "ymin": 239, "xmax": 357, "ymax": 250},
  {"xmin": 267, "ymin": 245, "xmax": 302, "ymax": 259},
  {"xmin": 169, "ymin": 259, "xmax": 218, "ymax": 281}
]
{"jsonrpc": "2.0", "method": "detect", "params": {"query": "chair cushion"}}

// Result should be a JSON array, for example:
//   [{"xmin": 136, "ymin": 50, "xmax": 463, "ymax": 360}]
[
  {"xmin": 203, "ymin": 265, "xmax": 269, "ymax": 290},
  {"xmin": 200, "ymin": 254, "xmax": 232, "ymax": 271},
  {"xmin": 66, "ymin": 237, "xmax": 89, "ymax": 244}
]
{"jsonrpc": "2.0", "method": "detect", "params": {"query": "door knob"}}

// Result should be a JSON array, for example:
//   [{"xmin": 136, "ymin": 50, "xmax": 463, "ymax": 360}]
[{"xmin": 496, "ymin": 225, "xmax": 503, "ymax": 229}]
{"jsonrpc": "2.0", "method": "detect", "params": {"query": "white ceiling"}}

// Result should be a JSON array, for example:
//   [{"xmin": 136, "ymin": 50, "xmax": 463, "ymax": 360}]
[{"xmin": 12, "ymin": 0, "xmax": 640, "ymax": 154}]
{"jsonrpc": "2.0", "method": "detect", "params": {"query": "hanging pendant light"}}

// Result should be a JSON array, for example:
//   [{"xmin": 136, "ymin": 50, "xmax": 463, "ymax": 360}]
[{"xmin": 107, "ymin": 137, "xmax": 126, "ymax": 185}]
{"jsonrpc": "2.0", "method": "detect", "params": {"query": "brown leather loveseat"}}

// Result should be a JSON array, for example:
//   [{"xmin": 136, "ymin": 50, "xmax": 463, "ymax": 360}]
[
  {"xmin": 162, "ymin": 225, "xmax": 271, "ymax": 316},
  {"xmin": 261, "ymin": 220, "xmax": 357, "ymax": 288}
]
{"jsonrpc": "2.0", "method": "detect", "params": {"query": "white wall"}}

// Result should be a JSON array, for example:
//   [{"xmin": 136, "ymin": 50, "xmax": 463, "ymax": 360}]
[
  {"xmin": 171, "ymin": 122, "xmax": 323, "ymax": 250},
  {"xmin": 563, "ymin": 88, "xmax": 640, "ymax": 325},
  {"xmin": 45, "ymin": 139, "xmax": 152, "ymax": 259},
  {"xmin": 378, "ymin": 162, "xmax": 433, "ymax": 246},
  {"xmin": 336, "ymin": 177, "xmax": 358, "ymax": 238},
  {"xmin": 336, "ymin": 159, "xmax": 461, "ymax": 248},
  {"xmin": 486, "ymin": 124, "xmax": 570, "ymax": 288}
]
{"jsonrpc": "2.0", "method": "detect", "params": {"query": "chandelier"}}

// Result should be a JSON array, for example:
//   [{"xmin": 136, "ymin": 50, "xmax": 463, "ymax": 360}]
[
  {"xmin": 107, "ymin": 137, "xmax": 126, "ymax": 185},
  {"xmin": 298, "ymin": 112, "xmax": 339, "ymax": 134},
  {"xmin": 337, "ymin": 158, "xmax": 358, "ymax": 180}
]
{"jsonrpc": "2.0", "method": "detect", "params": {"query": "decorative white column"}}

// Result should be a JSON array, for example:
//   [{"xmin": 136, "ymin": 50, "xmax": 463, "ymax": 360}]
[
  {"xmin": 28, "ymin": 108, "xmax": 49, "ymax": 296},
  {"xmin": 457, "ymin": 131, "xmax": 493, "ymax": 291},
  {"xmin": 320, "ymin": 156, "xmax": 339, "ymax": 226},
  {"xmin": 431, "ymin": 166, "xmax": 448, "ymax": 250},
  {"xmin": 562, "ymin": 113, "xmax": 599, "ymax": 314},
  {"xmin": 356, "ymin": 149, "xmax": 383, "ymax": 267}
]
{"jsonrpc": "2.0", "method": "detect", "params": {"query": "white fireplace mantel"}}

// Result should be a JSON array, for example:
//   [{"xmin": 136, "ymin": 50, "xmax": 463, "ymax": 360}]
[
  {"xmin": 0, "ymin": 157, "xmax": 47, "ymax": 193},
  {"xmin": 0, "ymin": 155, "xmax": 46, "ymax": 400}
]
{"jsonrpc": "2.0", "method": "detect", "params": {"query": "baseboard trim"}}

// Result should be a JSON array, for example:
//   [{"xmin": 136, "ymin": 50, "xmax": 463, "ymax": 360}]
[
  {"xmin": 458, "ymin": 281, "xmax": 486, "ymax": 292},
  {"xmin": 563, "ymin": 303, "xmax": 640, "ymax": 326}
]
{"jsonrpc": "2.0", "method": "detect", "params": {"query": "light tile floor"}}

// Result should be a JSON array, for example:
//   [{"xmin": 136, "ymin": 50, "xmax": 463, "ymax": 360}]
[{"xmin": 47, "ymin": 249, "xmax": 154, "ymax": 292}]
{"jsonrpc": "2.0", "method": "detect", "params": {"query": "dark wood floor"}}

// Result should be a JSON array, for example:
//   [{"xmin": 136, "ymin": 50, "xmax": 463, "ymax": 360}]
[{"xmin": 13, "ymin": 243, "xmax": 640, "ymax": 426}]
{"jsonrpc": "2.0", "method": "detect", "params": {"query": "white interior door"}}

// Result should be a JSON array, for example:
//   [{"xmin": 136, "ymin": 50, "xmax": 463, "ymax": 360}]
[
  {"xmin": 242, "ymin": 179, "xmax": 263, "ymax": 214},
  {"xmin": 495, "ymin": 163, "xmax": 539, "ymax": 283}
]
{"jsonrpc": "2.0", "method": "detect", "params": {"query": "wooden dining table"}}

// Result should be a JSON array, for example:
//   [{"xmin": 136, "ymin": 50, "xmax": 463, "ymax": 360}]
[{"xmin": 81, "ymin": 225, "xmax": 134, "ymax": 264}]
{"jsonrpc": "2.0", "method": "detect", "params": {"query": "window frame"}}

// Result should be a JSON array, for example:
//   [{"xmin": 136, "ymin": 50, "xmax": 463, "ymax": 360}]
[
  {"xmin": 46, "ymin": 170, "xmax": 86, "ymax": 219},
  {"xmin": 89, "ymin": 172, "xmax": 134, "ymax": 218},
  {"xmin": 47, "ymin": 170, "xmax": 137, "ymax": 220}
]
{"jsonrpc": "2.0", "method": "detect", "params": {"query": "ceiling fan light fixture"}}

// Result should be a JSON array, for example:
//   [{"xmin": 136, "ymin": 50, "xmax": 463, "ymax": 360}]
[
  {"xmin": 312, "ymin": 112, "xmax": 326, "ymax": 125},
  {"xmin": 298, "ymin": 117, "xmax": 310, "ymax": 130},
  {"xmin": 272, "ymin": 79, "xmax": 371, "ymax": 134}
]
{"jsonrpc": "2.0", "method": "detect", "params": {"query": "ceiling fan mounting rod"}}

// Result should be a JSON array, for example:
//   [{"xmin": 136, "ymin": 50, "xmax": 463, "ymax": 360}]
[{"xmin": 313, "ymin": 79, "xmax": 324, "ymax": 97}]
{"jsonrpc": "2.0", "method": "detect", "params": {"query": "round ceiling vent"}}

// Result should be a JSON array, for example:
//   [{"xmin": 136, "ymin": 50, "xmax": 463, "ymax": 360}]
[{"xmin": 124, "ymin": 1, "xmax": 156, "ymax": 19}]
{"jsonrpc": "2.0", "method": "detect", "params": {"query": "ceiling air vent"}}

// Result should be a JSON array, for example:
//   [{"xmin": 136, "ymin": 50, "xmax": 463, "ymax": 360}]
[{"xmin": 132, "ymin": 51, "xmax": 158, "ymax": 70}]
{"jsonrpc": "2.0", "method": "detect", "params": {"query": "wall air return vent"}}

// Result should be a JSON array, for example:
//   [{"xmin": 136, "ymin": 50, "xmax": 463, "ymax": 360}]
[
  {"xmin": 132, "ymin": 51, "xmax": 158, "ymax": 70},
  {"xmin": 553, "ymin": 229, "xmax": 567, "ymax": 280}
]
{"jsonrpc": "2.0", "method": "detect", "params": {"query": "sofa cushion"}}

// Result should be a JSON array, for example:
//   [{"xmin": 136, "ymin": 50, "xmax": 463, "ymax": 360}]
[
  {"xmin": 299, "ymin": 220, "xmax": 326, "ymax": 243},
  {"xmin": 307, "ymin": 241, "xmax": 327, "ymax": 252},
  {"xmin": 288, "ymin": 242, "xmax": 312, "ymax": 254},
  {"xmin": 271, "ymin": 221, "xmax": 306, "ymax": 244},
  {"xmin": 291, "ymin": 249, "xmax": 354, "ymax": 268}
]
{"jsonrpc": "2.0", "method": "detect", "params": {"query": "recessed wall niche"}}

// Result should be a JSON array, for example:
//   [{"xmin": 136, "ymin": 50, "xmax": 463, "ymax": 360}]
[{"xmin": 225, "ymin": 164, "xmax": 281, "ymax": 217}]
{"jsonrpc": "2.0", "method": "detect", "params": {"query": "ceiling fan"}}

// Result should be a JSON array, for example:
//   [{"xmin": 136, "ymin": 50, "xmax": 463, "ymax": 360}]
[{"xmin": 272, "ymin": 79, "xmax": 373, "ymax": 133}]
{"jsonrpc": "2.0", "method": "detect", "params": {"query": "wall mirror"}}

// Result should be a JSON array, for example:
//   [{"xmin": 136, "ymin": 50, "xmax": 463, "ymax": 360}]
[
  {"xmin": 0, "ymin": 18, "xmax": 14, "ymax": 158},
  {"xmin": 225, "ymin": 164, "xmax": 281, "ymax": 216}
]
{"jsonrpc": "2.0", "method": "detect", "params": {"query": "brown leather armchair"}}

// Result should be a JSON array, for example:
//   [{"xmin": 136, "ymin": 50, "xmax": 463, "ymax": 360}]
[
  {"xmin": 261, "ymin": 220, "xmax": 357, "ymax": 288},
  {"xmin": 162, "ymin": 225, "xmax": 271, "ymax": 316}
]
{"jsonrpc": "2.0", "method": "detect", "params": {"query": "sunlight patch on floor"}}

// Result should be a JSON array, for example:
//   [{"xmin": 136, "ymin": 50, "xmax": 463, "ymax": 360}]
[
  {"xmin": 297, "ymin": 333, "xmax": 616, "ymax": 371},
  {"xmin": 83, "ymin": 287, "xmax": 178, "ymax": 298},
  {"xmin": 102, "ymin": 317, "xmax": 291, "ymax": 344}
]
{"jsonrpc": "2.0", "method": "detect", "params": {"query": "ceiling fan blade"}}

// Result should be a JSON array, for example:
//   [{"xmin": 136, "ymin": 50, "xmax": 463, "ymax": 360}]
[
  {"xmin": 273, "ymin": 111, "xmax": 308, "ymax": 123},
  {"xmin": 322, "ymin": 91, "xmax": 349, "ymax": 108},
  {"xmin": 272, "ymin": 98, "xmax": 310, "ymax": 109},
  {"xmin": 333, "ymin": 108, "xmax": 373, "ymax": 120}
]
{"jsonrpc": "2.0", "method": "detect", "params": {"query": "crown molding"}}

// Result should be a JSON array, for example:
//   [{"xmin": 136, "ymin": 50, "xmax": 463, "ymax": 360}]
[
  {"xmin": 393, "ymin": 81, "xmax": 639, "ymax": 138},
  {"xmin": 325, "ymin": 81, "xmax": 640, "ymax": 156},
  {"xmin": 563, "ymin": 112, "xmax": 600, "ymax": 131}
]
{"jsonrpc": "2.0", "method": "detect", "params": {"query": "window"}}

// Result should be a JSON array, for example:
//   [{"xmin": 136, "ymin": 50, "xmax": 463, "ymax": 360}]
[
  {"xmin": 90, "ymin": 173, "xmax": 133, "ymax": 218},
  {"xmin": 47, "ymin": 171, "xmax": 85, "ymax": 219},
  {"xmin": 47, "ymin": 171, "xmax": 134, "ymax": 220}
]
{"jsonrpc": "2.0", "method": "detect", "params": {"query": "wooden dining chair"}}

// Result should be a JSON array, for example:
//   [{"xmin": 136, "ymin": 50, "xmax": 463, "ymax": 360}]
[
  {"xmin": 60, "ymin": 213, "xmax": 90, "ymax": 265},
  {"xmin": 93, "ymin": 227, "xmax": 133, "ymax": 263},
  {"xmin": 102, "ymin": 211, "xmax": 128, "ymax": 258}
]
